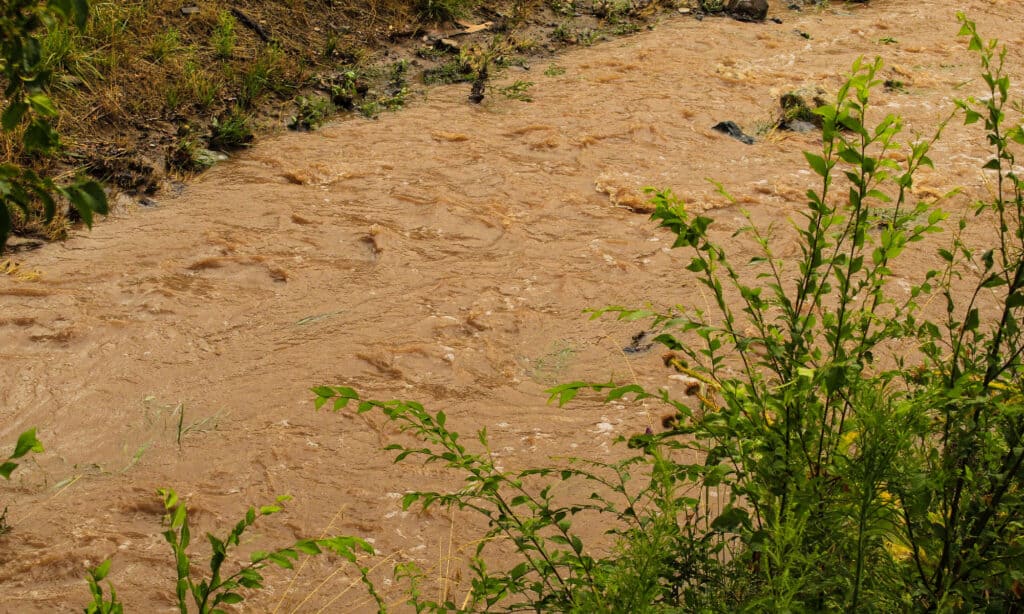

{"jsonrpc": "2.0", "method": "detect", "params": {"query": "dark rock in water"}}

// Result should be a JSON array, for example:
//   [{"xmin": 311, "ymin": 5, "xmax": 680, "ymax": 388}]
[
  {"xmin": 712, "ymin": 121, "xmax": 755, "ymax": 145},
  {"xmin": 138, "ymin": 197, "xmax": 159, "ymax": 208},
  {"xmin": 780, "ymin": 119, "xmax": 816, "ymax": 133},
  {"xmin": 771, "ymin": 16, "xmax": 783, "ymax": 23},
  {"xmin": 623, "ymin": 331, "xmax": 655, "ymax": 355},
  {"xmin": 726, "ymin": 0, "xmax": 768, "ymax": 22}
]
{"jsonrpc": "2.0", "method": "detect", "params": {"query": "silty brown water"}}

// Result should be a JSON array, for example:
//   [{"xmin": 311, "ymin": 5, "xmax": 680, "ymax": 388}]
[{"xmin": 1, "ymin": 1, "xmax": 1022, "ymax": 610}]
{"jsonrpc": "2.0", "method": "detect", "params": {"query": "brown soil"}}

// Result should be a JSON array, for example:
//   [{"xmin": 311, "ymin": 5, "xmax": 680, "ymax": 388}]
[{"xmin": 2, "ymin": 0, "xmax": 1023, "ymax": 611}]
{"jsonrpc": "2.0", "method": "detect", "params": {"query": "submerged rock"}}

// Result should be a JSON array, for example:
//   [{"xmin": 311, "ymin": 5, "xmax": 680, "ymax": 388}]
[{"xmin": 727, "ymin": 0, "xmax": 769, "ymax": 22}]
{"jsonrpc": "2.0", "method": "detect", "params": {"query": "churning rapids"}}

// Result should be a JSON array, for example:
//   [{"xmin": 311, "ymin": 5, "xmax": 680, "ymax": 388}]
[{"xmin": 2, "ymin": 1, "xmax": 1021, "ymax": 611}]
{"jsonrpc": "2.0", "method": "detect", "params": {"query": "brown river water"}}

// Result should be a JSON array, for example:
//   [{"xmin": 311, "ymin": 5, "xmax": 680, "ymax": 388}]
[{"xmin": 2, "ymin": 1, "xmax": 1022, "ymax": 611}]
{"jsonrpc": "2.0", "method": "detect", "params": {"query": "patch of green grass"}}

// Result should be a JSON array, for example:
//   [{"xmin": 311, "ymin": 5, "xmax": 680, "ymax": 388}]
[
  {"xmin": 208, "ymin": 108, "xmax": 253, "ymax": 149},
  {"xmin": 423, "ymin": 59, "xmax": 474, "ymax": 84},
  {"xmin": 147, "ymin": 28, "xmax": 182, "ymax": 63},
  {"xmin": 544, "ymin": 63, "xmax": 566, "ymax": 77},
  {"xmin": 417, "ymin": 0, "xmax": 476, "ymax": 22},
  {"xmin": 238, "ymin": 45, "xmax": 287, "ymax": 108},
  {"xmin": 212, "ymin": 11, "xmax": 236, "ymax": 60}
]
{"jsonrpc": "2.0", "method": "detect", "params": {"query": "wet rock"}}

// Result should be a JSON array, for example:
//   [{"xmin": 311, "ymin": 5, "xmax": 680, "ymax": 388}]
[
  {"xmin": 191, "ymin": 149, "xmax": 228, "ymax": 170},
  {"xmin": 623, "ymin": 331, "xmax": 655, "ymax": 354},
  {"xmin": 727, "ymin": 0, "xmax": 769, "ymax": 22},
  {"xmin": 780, "ymin": 119, "xmax": 816, "ymax": 133},
  {"xmin": 138, "ymin": 197, "xmax": 159, "ymax": 208},
  {"xmin": 712, "ymin": 121, "xmax": 754, "ymax": 145}
]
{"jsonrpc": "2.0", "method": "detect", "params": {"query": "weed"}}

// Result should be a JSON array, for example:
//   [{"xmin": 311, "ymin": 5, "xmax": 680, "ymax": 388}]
[
  {"xmin": 380, "ymin": 89, "xmax": 409, "ymax": 111},
  {"xmin": 548, "ymin": 0, "xmax": 577, "ymax": 16},
  {"xmin": 208, "ymin": 108, "xmax": 253, "ymax": 150},
  {"xmin": 212, "ymin": 11, "xmax": 236, "ymax": 60},
  {"xmin": 164, "ymin": 85, "xmax": 182, "ymax": 113},
  {"xmin": 147, "ymin": 28, "xmax": 182, "ymax": 63},
  {"xmin": 544, "ymin": 63, "xmax": 566, "ymax": 77},
  {"xmin": 577, "ymin": 29, "xmax": 600, "ymax": 46},
  {"xmin": 423, "ymin": 60, "xmax": 475, "ymax": 85},
  {"xmin": 610, "ymin": 21, "xmax": 641, "ymax": 36},
  {"xmin": 183, "ymin": 61, "xmax": 221, "ymax": 110},
  {"xmin": 289, "ymin": 95, "xmax": 334, "ymax": 131},
  {"xmin": 238, "ymin": 45, "xmax": 286, "ymax": 108},
  {"xmin": 83, "ymin": 489, "xmax": 379, "ymax": 613},
  {"xmin": 358, "ymin": 100, "xmax": 380, "ymax": 119},
  {"xmin": 416, "ymin": 45, "xmax": 451, "ymax": 62},
  {"xmin": 497, "ymin": 80, "xmax": 534, "ymax": 102},
  {"xmin": 328, "ymin": 70, "xmax": 366, "ymax": 108},
  {"xmin": 550, "ymin": 22, "xmax": 575, "ymax": 44},
  {"xmin": 417, "ymin": 0, "xmax": 477, "ymax": 22}
]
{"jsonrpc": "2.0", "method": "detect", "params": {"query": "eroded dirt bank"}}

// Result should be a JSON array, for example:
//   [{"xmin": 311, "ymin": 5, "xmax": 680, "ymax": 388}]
[{"xmin": 2, "ymin": 1, "xmax": 1023, "ymax": 611}]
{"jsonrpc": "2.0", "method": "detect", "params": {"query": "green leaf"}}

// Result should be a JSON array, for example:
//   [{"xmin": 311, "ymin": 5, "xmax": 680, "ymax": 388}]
[
  {"xmin": 711, "ymin": 506, "xmax": 750, "ymax": 532},
  {"xmin": 218, "ymin": 593, "xmax": 244, "ymax": 605},
  {"xmin": 964, "ymin": 308, "xmax": 979, "ymax": 332},
  {"xmin": 1, "ymin": 101, "xmax": 28, "ymax": 130},
  {"xmin": 12, "ymin": 428, "xmax": 44, "ymax": 459},
  {"xmin": 93, "ymin": 559, "xmax": 112, "ymax": 582},
  {"xmin": 28, "ymin": 94, "xmax": 58, "ymax": 118},
  {"xmin": 23, "ymin": 119, "xmax": 60, "ymax": 153},
  {"xmin": 293, "ymin": 540, "xmax": 322, "ymax": 555},
  {"xmin": 804, "ymin": 152, "xmax": 829, "ymax": 177},
  {"xmin": 0, "ymin": 461, "xmax": 18, "ymax": 480}
]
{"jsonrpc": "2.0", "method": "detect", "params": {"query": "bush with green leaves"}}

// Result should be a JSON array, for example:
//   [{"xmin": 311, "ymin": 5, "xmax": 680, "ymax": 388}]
[
  {"xmin": 315, "ymin": 14, "xmax": 1024, "ymax": 612},
  {"xmin": 1, "ymin": 0, "xmax": 108, "ymax": 253},
  {"xmin": 83, "ymin": 488, "xmax": 379, "ymax": 613}
]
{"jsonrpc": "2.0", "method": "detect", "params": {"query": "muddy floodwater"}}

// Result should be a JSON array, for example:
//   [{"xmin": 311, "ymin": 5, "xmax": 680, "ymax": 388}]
[{"xmin": 2, "ymin": 1, "xmax": 1022, "ymax": 611}]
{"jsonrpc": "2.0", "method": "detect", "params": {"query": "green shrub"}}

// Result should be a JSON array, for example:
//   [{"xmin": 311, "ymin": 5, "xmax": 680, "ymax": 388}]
[
  {"xmin": 1, "ymin": 0, "xmax": 108, "ymax": 253},
  {"xmin": 315, "ymin": 14, "xmax": 1024, "ymax": 612}
]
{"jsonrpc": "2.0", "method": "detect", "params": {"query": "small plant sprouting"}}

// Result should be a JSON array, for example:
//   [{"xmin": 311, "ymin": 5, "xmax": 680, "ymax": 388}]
[
  {"xmin": 544, "ymin": 63, "xmax": 566, "ymax": 77},
  {"xmin": 84, "ymin": 489, "xmax": 380, "ymax": 613},
  {"xmin": 497, "ymin": 80, "xmax": 534, "ymax": 102}
]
